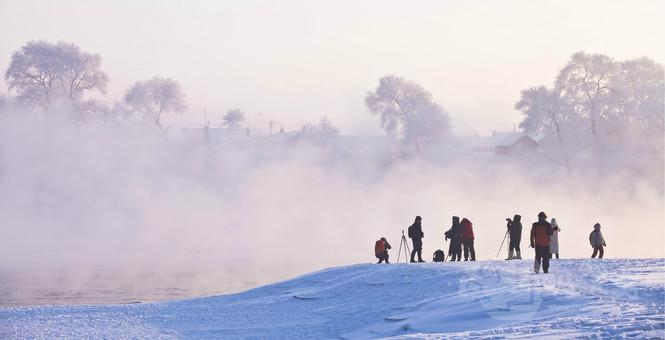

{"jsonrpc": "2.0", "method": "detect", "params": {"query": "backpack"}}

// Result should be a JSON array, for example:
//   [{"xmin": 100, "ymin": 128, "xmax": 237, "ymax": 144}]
[
  {"xmin": 375, "ymin": 239, "xmax": 386, "ymax": 255},
  {"xmin": 433, "ymin": 249, "xmax": 445, "ymax": 262}
]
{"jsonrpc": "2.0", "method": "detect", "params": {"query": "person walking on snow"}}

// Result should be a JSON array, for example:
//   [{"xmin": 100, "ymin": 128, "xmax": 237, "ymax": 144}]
[
  {"xmin": 550, "ymin": 218, "xmax": 561, "ymax": 259},
  {"xmin": 461, "ymin": 218, "xmax": 476, "ymax": 261},
  {"xmin": 408, "ymin": 216, "xmax": 425, "ymax": 263},
  {"xmin": 589, "ymin": 223, "xmax": 606, "ymax": 258},
  {"xmin": 530, "ymin": 211, "xmax": 553, "ymax": 274},
  {"xmin": 374, "ymin": 237, "xmax": 392, "ymax": 264},
  {"xmin": 445, "ymin": 216, "xmax": 463, "ymax": 261},
  {"xmin": 506, "ymin": 215, "xmax": 522, "ymax": 260}
]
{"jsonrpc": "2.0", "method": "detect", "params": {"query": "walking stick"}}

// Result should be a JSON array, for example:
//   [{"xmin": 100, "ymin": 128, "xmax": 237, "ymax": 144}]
[{"xmin": 496, "ymin": 230, "xmax": 509, "ymax": 258}]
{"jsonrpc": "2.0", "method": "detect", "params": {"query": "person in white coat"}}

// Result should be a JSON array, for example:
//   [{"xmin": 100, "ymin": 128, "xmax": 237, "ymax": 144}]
[{"xmin": 550, "ymin": 218, "xmax": 560, "ymax": 259}]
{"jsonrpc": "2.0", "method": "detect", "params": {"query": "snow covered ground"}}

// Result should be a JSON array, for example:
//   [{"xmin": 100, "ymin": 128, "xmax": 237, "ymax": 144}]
[{"xmin": 1, "ymin": 259, "xmax": 663, "ymax": 339}]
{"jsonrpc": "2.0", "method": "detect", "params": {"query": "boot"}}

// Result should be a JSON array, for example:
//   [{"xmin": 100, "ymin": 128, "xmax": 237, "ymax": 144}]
[
  {"xmin": 534, "ymin": 259, "xmax": 540, "ymax": 274},
  {"xmin": 417, "ymin": 250, "xmax": 424, "ymax": 263},
  {"xmin": 516, "ymin": 250, "xmax": 522, "ymax": 259},
  {"xmin": 506, "ymin": 249, "xmax": 514, "ymax": 260}
]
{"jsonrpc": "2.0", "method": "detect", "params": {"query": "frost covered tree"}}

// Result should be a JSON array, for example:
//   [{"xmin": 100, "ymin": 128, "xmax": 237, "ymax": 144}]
[
  {"xmin": 615, "ymin": 57, "xmax": 664, "ymax": 140},
  {"xmin": 554, "ymin": 52, "xmax": 618, "ymax": 143},
  {"xmin": 301, "ymin": 115, "xmax": 340, "ymax": 142},
  {"xmin": 516, "ymin": 86, "xmax": 569, "ymax": 144},
  {"xmin": 124, "ymin": 77, "xmax": 186, "ymax": 132},
  {"xmin": 365, "ymin": 75, "xmax": 450, "ymax": 145},
  {"xmin": 4, "ymin": 41, "xmax": 108, "ymax": 109},
  {"xmin": 519, "ymin": 53, "xmax": 664, "ymax": 144},
  {"xmin": 517, "ymin": 52, "xmax": 664, "ymax": 170},
  {"xmin": 74, "ymin": 99, "xmax": 112, "ymax": 123},
  {"xmin": 222, "ymin": 109, "xmax": 246, "ymax": 129},
  {"xmin": 317, "ymin": 116, "xmax": 340, "ymax": 139}
]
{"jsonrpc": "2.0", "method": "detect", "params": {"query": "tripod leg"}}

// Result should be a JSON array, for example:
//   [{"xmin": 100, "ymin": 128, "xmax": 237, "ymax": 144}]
[
  {"xmin": 404, "ymin": 236, "xmax": 411, "ymax": 262},
  {"xmin": 496, "ymin": 231, "xmax": 508, "ymax": 258},
  {"xmin": 397, "ymin": 237, "xmax": 403, "ymax": 263}
]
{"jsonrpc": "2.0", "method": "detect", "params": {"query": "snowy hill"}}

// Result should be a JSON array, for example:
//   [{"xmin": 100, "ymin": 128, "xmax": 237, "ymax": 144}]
[{"xmin": 1, "ymin": 259, "xmax": 663, "ymax": 339}]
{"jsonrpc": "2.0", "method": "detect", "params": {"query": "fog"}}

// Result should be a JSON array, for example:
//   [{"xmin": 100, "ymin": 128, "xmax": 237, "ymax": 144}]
[
  {"xmin": 1, "ymin": 0, "xmax": 664, "ymax": 134},
  {"xmin": 0, "ymin": 107, "xmax": 662, "ymax": 305},
  {"xmin": 0, "ymin": 0, "xmax": 663, "ymax": 307}
]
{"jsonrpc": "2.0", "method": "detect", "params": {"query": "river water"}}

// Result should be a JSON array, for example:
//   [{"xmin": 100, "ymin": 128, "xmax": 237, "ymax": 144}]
[{"xmin": 0, "ymin": 268, "xmax": 262, "ymax": 308}]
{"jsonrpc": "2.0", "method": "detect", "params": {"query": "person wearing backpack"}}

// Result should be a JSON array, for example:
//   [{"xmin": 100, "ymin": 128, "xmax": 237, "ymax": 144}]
[
  {"xmin": 461, "ymin": 218, "xmax": 476, "ymax": 261},
  {"xmin": 506, "ymin": 215, "xmax": 522, "ymax": 260},
  {"xmin": 444, "ymin": 216, "xmax": 462, "ymax": 261},
  {"xmin": 530, "ymin": 211, "xmax": 553, "ymax": 274},
  {"xmin": 374, "ymin": 237, "xmax": 392, "ymax": 264},
  {"xmin": 408, "ymin": 216, "xmax": 425, "ymax": 263},
  {"xmin": 589, "ymin": 223, "xmax": 606, "ymax": 259},
  {"xmin": 550, "ymin": 218, "xmax": 561, "ymax": 259}
]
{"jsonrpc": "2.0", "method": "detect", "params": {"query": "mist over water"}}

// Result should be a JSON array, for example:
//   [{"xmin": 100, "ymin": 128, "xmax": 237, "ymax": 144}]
[{"xmin": 0, "ymin": 110, "xmax": 662, "ymax": 307}]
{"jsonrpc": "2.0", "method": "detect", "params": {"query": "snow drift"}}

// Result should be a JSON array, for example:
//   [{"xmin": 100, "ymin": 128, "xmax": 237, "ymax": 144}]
[{"xmin": 1, "ymin": 259, "xmax": 663, "ymax": 339}]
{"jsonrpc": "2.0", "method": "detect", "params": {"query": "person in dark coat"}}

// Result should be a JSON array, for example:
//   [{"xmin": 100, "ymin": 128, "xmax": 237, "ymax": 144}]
[
  {"xmin": 507, "ymin": 215, "xmax": 522, "ymax": 260},
  {"xmin": 375, "ymin": 237, "xmax": 392, "ymax": 264},
  {"xmin": 408, "ymin": 216, "xmax": 425, "ymax": 263},
  {"xmin": 461, "ymin": 218, "xmax": 476, "ymax": 261},
  {"xmin": 445, "ymin": 216, "xmax": 463, "ymax": 261},
  {"xmin": 530, "ymin": 211, "xmax": 553, "ymax": 274},
  {"xmin": 589, "ymin": 223, "xmax": 607, "ymax": 259}
]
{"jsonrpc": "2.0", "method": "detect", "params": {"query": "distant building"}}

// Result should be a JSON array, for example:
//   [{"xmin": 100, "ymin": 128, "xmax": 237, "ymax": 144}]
[
  {"xmin": 472, "ymin": 131, "xmax": 540, "ymax": 155},
  {"xmin": 495, "ymin": 135, "xmax": 539, "ymax": 155}
]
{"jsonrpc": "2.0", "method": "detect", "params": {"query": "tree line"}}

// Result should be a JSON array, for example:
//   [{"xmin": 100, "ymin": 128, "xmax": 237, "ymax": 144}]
[
  {"xmin": 2, "ymin": 41, "xmax": 186, "ymax": 133},
  {"xmin": 1, "ymin": 41, "xmax": 662, "ymax": 158},
  {"xmin": 515, "ymin": 52, "xmax": 663, "ymax": 166}
]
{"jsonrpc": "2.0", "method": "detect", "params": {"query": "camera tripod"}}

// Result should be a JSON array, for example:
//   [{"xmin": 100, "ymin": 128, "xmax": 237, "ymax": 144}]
[{"xmin": 396, "ymin": 230, "xmax": 412, "ymax": 263}]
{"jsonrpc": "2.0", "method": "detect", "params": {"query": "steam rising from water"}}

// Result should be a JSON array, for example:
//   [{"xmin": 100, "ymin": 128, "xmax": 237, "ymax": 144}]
[{"xmin": 0, "ymin": 112, "xmax": 662, "ymax": 305}]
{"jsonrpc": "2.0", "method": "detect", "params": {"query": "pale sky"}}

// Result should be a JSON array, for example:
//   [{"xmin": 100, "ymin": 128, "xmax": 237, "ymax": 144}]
[{"xmin": 0, "ymin": 0, "xmax": 663, "ymax": 134}]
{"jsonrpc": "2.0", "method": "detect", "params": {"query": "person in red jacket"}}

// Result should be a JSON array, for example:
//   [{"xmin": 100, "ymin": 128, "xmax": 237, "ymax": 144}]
[
  {"xmin": 374, "ymin": 237, "xmax": 392, "ymax": 264},
  {"xmin": 530, "ymin": 211, "xmax": 553, "ymax": 274},
  {"xmin": 461, "ymin": 218, "xmax": 476, "ymax": 261}
]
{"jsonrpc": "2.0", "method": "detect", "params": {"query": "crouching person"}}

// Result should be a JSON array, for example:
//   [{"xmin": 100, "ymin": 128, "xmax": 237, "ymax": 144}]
[
  {"xmin": 589, "ymin": 223, "xmax": 606, "ymax": 259},
  {"xmin": 375, "ymin": 237, "xmax": 392, "ymax": 264}
]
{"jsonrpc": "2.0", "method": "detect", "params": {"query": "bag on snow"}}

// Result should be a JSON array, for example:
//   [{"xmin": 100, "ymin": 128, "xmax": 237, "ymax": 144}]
[
  {"xmin": 375, "ymin": 239, "xmax": 386, "ymax": 255},
  {"xmin": 433, "ymin": 249, "xmax": 445, "ymax": 262}
]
